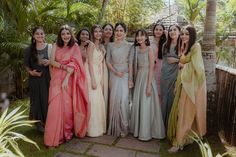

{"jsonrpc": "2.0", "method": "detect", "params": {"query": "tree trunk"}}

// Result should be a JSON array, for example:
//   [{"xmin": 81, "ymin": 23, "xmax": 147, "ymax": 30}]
[
  {"xmin": 98, "ymin": 0, "xmax": 110, "ymax": 24},
  {"xmin": 202, "ymin": 0, "xmax": 217, "ymax": 133}
]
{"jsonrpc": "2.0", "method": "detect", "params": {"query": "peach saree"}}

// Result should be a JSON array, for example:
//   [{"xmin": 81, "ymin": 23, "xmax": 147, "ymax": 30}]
[{"xmin": 44, "ymin": 44, "xmax": 89, "ymax": 147}]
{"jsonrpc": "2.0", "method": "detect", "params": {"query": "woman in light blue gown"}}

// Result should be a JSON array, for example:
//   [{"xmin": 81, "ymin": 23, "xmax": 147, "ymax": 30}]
[{"xmin": 130, "ymin": 29, "xmax": 165, "ymax": 141}]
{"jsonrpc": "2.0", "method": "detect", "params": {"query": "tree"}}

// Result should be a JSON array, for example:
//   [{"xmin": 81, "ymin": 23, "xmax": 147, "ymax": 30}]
[
  {"xmin": 202, "ymin": 0, "xmax": 217, "ymax": 132},
  {"xmin": 98, "ymin": 0, "xmax": 110, "ymax": 24},
  {"xmin": 103, "ymin": 0, "xmax": 163, "ymax": 33},
  {"xmin": 0, "ymin": 0, "xmax": 101, "ymax": 97},
  {"xmin": 216, "ymin": 0, "xmax": 236, "ymax": 68},
  {"xmin": 177, "ymin": 0, "xmax": 206, "ymax": 26}
]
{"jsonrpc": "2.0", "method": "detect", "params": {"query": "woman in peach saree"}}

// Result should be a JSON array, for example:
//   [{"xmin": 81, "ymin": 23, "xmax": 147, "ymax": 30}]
[{"xmin": 44, "ymin": 25, "xmax": 89, "ymax": 147}]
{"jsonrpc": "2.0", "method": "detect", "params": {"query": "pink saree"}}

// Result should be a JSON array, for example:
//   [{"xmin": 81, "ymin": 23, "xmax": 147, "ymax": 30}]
[{"xmin": 44, "ymin": 44, "xmax": 89, "ymax": 147}]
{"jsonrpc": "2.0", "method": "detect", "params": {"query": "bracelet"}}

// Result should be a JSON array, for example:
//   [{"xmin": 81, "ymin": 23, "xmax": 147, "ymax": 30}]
[{"xmin": 60, "ymin": 64, "xmax": 67, "ymax": 70}]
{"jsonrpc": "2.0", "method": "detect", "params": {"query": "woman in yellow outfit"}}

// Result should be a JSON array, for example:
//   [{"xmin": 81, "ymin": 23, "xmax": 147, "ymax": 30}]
[{"xmin": 168, "ymin": 25, "xmax": 207, "ymax": 153}]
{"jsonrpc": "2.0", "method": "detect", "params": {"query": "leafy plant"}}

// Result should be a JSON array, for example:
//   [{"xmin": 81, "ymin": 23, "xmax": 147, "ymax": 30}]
[
  {"xmin": 0, "ymin": 106, "xmax": 39, "ymax": 157},
  {"xmin": 177, "ymin": 0, "xmax": 206, "ymax": 26},
  {"xmin": 190, "ymin": 131, "xmax": 228, "ymax": 157}
]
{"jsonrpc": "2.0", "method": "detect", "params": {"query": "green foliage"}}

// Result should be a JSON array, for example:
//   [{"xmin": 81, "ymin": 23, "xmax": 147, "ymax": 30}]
[
  {"xmin": 177, "ymin": 0, "xmax": 206, "ymax": 26},
  {"xmin": 0, "ymin": 0, "xmax": 101, "ymax": 98},
  {"xmin": 0, "ymin": 106, "xmax": 39, "ymax": 157},
  {"xmin": 216, "ymin": 0, "xmax": 236, "ymax": 68},
  {"xmin": 189, "ymin": 131, "xmax": 232, "ymax": 157},
  {"xmin": 103, "ymin": 0, "xmax": 163, "ymax": 33}
]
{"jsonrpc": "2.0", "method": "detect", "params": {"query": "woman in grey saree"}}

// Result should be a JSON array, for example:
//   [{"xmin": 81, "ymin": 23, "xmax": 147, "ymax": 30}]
[
  {"xmin": 160, "ymin": 24, "xmax": 181, "ymax": 128},
  {"xmin": 106, "ymin": 22, "xmax": 132, "ymax": 137}
]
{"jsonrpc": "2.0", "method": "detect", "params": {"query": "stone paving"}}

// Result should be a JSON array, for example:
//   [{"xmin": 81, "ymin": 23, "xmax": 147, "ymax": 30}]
[{"xmin": 54, "ymin": 135, "xmax": 160, "ymax": 157}]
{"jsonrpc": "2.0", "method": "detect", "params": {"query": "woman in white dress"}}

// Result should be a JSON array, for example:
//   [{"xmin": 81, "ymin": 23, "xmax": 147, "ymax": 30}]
[{"xmin": 85, "ymin": 25, "xmax": 108, "ymax": 137}]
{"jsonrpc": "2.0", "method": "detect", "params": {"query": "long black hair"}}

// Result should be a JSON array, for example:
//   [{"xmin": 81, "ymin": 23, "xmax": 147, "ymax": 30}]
[
  {"xmin": 163, "ymin": 24, "xmax": 181, "ymax": 55},
  {"xmin": 134, "ymin": 29, "xmax": 150, "ymax": 46},
  {"xmin": 153, "ymin": 23, "xmax": 166, "ymax": 59},
  {"xmin": 114, "ymin": 22, "xmax": 127, "ymax": 32},
  {"xmin": 102, "ymin": 23, "xmax": 114, "ymax": 42},
  {"xmin": 76, "ymin": 28, "xmax": 91, "ymax": 46},
  {"xmin": 184, "ymin": 26, "xmax": 197, "ymax": 55},
  {"xmin": 30, "ymin": 26, "xmax": 44, "ymax": 63}
]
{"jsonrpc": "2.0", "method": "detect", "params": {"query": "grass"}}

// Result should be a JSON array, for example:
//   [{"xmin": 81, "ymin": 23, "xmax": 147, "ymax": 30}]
[{"xmin": 7, "ymin": 98, "xmax": 229, "ymax": 157}]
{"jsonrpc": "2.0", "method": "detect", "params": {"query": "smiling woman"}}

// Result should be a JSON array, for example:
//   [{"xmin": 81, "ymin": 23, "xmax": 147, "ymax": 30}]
[
  {"xmin": 23, "ymin": 27, "xmax": 51, "ymax": 132},
  {"xmin": 84, "ymin": 25, "xmax": 108, "ymax": 137},
  {"xmin": 106, "ymin": 22, "xmax": 132, "ymax": 137},
  {"xmin": 160, "ymin": 24, "xmax": 181, "ymax": 128},
  {"xmin": 44, "ymin": 25, "xmax": 90, "ymax": 148}
]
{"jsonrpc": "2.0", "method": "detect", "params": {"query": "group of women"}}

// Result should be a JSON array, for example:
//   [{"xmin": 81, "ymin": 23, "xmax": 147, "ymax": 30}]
[{"xmin": 24, "ymin": 22, "xmax": 206, "ymax": 153}]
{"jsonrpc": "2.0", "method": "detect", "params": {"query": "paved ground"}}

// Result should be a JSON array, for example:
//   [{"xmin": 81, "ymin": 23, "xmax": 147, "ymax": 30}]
[{"xmin": 54, "ymin": 135, "xmax": 160, "ymax": 157}]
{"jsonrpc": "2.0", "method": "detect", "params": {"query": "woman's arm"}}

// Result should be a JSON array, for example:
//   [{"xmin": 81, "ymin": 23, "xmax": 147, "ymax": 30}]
[
  {"xmin": 146, "ymin": 48, "xmax": 155, "ymax": 96},
  {"xmin": 62, "ymin": 68, "xmax": 73, "ymax": 90},
  {"xmin": 106, "ymin": 44, "xmax": 124, "ymax": 77},
  {"xmin": 87, "ymin": 43, "xmax": 97, "ymax": 89},
  {"xmin": 128, "ymin": 45, "xmax": 135, "ymax": 88},
  {"xmin": 23, "ymin": 48, "xmax": 42, "ymax": 77},
  {"xmin": 50, "ymin": 44, "xmax": 61, "ymax": 68},
  {"xmin": 50, "ymin": 44, "xmax": 72, "ymax": 72},
  {"xmin": 167, "ymin": 57, "xmax": 179, "ymax": 64}
]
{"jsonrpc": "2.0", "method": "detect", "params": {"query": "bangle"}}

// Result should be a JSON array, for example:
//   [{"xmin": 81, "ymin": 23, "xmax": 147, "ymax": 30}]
[{"xmin": 60, "ymin": 64, "xmax": 67, "ymax": 70}]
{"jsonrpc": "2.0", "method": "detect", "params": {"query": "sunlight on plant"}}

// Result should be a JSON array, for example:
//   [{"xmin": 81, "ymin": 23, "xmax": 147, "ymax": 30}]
[
  {"xmin": 0, "ymin": 106, "xmax": 39, "ymax": 157},
  {"xmin": 189, "ymin": 131, "xmax": 229, "ymax": 157}
]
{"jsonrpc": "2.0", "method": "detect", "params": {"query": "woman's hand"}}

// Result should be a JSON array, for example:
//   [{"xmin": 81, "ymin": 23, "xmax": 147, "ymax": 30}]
[
  {"xmin": 91, "ymin": 79, "xmax": 97, "ymax": 90},
  {"xmin": 178, "ymin": 62, "xmax": 184, "ymax": 69},
  {"xmin": 115, "ymin": 71, "xmax": 124, "ymax": 78},
  {"xmin": 66, "ymin": 67, "xmax": 73, "ymax": 74},
  {"xmin": 62, "ymin": 77, "xmax": 69, "ymax": 90},
  {"xmin": 29, "ymin": 69, "xmax": 42, "ymax": 77},
  {"xmin": 128, "ymin": 80, "xmax": 134, "ymax": 88},
  {"xmin": 42, "ymin": 59, "xmax": 50, "ymax": 66},
  {"xmin": 167, "ymin": 57, "xmax": 179, "ymax": 64},
  {"xmin": 146, "ymin": 86, "xmax": 152, "ymax": 97}
]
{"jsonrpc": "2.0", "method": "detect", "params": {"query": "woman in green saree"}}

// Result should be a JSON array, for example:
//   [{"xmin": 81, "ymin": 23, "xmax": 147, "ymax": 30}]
[{"xmin": 168, "ymin": 25, "xmax": 207, "ymax": 153}]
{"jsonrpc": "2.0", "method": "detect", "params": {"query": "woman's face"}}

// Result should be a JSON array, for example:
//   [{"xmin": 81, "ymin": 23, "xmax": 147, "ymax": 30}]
[
  {"xmin": 136, "ymin": 32, "xmax": 146, "ymax": 45},
  {"xmin": 114, "ymin": 25, "xmax": 126, "ymax": 41},
  {"xmin": 80, "ymin": 30, "xmax": 90, "ymax": 42},
  {"xmin": 180, "ymin": 29, "xmax": 190, "ymax": 44},
  {"xmin": 33, "ymin": 29, "xmax": 45, "ymax": 43},
  {"xmin": 154, "ymin": 25, "xmax": 164, "ymax": 38},
  {"xmin": 61, "ymin": 29, "xmax": 71, "ymax": 44},
  {"xmin": 103, "ymin": 25, "xmax": 113, "ymax": 38},
  {"xmin": 169, "ymin": 25, "xmax": 180, "ymax": 40},
  {"xmin": 93, "ymin": 27, "xmax": 102, "ymax": 40}
]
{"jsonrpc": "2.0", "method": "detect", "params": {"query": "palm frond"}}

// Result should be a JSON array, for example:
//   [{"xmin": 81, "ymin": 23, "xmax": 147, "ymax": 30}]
[
  {"xmin": 189, "ymin": 130, "xmax": 227, "ymax": 157},
  {"xmin": 0, "ymin": 106, "xmax": 39, "ymax": 157}
]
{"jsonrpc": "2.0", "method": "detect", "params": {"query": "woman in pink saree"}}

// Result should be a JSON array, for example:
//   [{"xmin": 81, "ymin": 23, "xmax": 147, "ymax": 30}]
[{"xmin": 44, "ymin": 25, "xmax": 89, "ymax": 147}]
